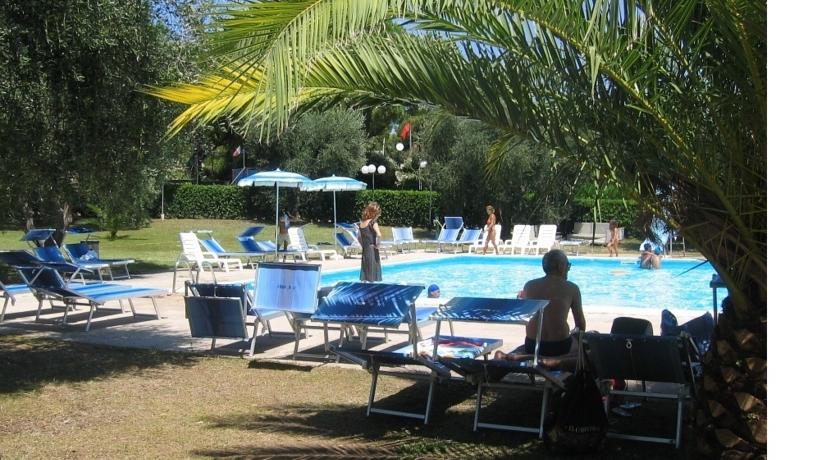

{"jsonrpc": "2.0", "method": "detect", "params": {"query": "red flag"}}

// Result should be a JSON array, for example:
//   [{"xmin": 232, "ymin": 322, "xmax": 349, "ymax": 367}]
[
  {"xmin": 399, "ymin": 122, "xmax": 411, "ymax": 142},
  {"xmin": 232, "ymin": 145, "xmax": 241, "ymax": 157}
]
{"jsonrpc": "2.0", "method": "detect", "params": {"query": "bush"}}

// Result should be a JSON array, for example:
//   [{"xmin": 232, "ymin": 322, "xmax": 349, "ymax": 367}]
[
  {"xmin": 166, "ymin": 184, "xmax": 247, "ymax": 219},
  {"xmin": 571, "ymin": 198, "xmax": 642, "ymax": 237},
  {"xmin": 355, "ymin": 190, "xmax": 439, "ymax": 227}
]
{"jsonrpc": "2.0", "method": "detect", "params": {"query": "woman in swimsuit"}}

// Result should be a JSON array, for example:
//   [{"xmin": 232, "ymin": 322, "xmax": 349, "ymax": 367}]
[{"xmin": 482, "ymin": 205, "xmax": 499, "ymax": 255}]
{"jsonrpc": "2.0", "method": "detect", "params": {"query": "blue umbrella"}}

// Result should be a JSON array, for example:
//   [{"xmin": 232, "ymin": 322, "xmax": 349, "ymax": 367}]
[
  {"xmin": 302, "ymin": 175, "xmax": 367, "ymax": 247},
  {"xmin": 237, "ymin": 169, "xmax": 316, "ymax": 256}
]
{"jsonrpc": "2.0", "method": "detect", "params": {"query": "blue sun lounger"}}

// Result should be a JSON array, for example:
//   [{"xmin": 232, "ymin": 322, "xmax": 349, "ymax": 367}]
[
  {"xmin": 423, "ymin": 217, "xmax": 464, "ymax": 251},
  {"xmin": 194, "ymin": 233, "xmax": 267, "ymax": 267},
  {"xmin": 427, "ymin": 297, "xmax": 569, "ymax": 438},
  {"xmin": 15, "ymin": 266, "xmax": 166, "ymax": 331},
  {"xmin": 20, "ymin": 228, "xmax": 58, "ymax": 248},
  {"xmin": 64, "ymin": 242, "xmax": 135, "ymax": 280},
  {"xmin": 310, "ymin": 282, "xmax": 429, "ymax": 351},
  {"xmin": 0, "ymin": 249, "xmax": 97, "ymax": 284},
  {"xmin": 1, "ymin": 279, "xmax": 30, "ymax": 323},
  {"xmin": 33, "ymin": 246, "xmax": 110, "ymax": 282},
  {"xmin": 325, "ymin": 286, "xmax": 504, "ymax": 423},
  {"xmin": 237, "ymin": 227, "xmax": 305, "ymax": 262}
]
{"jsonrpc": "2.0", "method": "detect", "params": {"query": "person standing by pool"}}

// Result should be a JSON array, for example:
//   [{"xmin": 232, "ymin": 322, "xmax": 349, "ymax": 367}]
[
  {"xmin": 277, "ymin": 209, "xmax": 291, "ymax": 251},
  {"xmin": 482, "ymin": 205, "xmax": 499, "ymax": 255},
  {"xmin": 495, "ymin": 249, "xmax": 585, "ymax": 360},
  {"xmin": 606, "ymin": 219, "xmax": 620, "ymax": 257},
  {"xmin": 359, "ymin": 201, "xmax": 382, "ymax": 281}
]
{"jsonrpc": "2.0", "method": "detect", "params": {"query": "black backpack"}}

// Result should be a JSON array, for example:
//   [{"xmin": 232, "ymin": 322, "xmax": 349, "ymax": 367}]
[{"xmin": 543, "ymin": 334, "xmax": 608, "ymax": 454}]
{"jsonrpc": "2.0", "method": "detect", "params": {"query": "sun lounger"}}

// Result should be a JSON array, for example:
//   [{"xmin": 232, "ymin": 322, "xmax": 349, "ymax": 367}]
[
  {"xmin": 15, "ymin": 265, "xmax": 165, "ymax": 331},
  {"xmin": 335, "ymin": 231, "xmax": 362, "ymax": 258},
  {"xmin": 524, "ymin": 225, "xmax": 557, "ymax": 255},
  {"xmin": 184, "ymin": 281, "xmax": 255, "ymax": 352},
  {"xmin": 64, "ymin": 242, "xmax": 135, "ymax": 280},
  {"xmin": 1, "ymin": 279, "xmax": 30, "ymax": 323},
  {"xmin": 500, "ymin": 224, "xmax": 533, "ymax": 255},
  {"xmin": 311, "ymin": 282, "xmax": 428, "ymax": 352},
  {"xmin": 288, "ymin": 227, "xmax": 337, "ymax": 261},
  {"xmin": 428, "ymin": 296, "xmax": 568, "ymax": 438},
  {"xmin": 448, "ymin": 228, "xmax": 482, "ymax": 253},
  {"xmin": 246, "ymin": 262, "xmax": 322, "ymax": 357},
  {"xmin": 467, "ymin": 224, "xmax": 502, "ymax": 253},
  {"xmin": 193, "ymin": 231, "xmax": 267, "ymax": 267},
  {"xmin": 20, "ymin": 228, "xmax": 58, "ymax": 248},
  {"xmin": 581, "ymin": 332, "xmax": 696, "ymax": 448},
  {"xmin": 33, "ymin": 246, "xmax": 109, "ymax": 282},
  {"xmin": 0, "ymin": 249, "xmax": 98, "ymax": 284},
  {"xmin": 386, "ymin": 227, "xmax": 419, "ymax": 252},
  {"xmin": 422, "ymin": 216, "xmax": 463, "ymax": 251}
]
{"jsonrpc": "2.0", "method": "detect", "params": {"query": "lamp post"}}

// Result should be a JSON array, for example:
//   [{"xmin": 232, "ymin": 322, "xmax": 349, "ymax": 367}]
[{"xmin": 361, "ymin": 164, "xmax": 386, "ymax": 190}]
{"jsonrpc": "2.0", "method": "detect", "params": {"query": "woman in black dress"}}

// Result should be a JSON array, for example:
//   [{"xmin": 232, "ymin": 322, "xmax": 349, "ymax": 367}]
[{"xmin": 359, "ymin": 201, "xmax": 382, "ymax": 281}]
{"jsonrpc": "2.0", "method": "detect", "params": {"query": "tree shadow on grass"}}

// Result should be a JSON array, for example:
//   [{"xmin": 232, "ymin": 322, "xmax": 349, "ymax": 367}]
[
  {"xmin": 0, "ymin": 332, "xmax": 200, "ymax": 394},
  {"xmin": 193, "ymin": 381, "xmax": 691, "ymax": 459}
]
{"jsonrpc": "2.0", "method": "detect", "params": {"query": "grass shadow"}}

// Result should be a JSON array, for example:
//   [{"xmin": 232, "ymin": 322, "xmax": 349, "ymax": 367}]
[
  {"xmin": 0, "ymin": 333, "xmax": 201, "ymax": 394},
  {"xmin": 193, "ymin": 378, "xmax": 692, "ymax": 459}
]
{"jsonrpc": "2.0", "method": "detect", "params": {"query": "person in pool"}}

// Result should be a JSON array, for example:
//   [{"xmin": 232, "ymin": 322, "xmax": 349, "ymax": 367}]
[
  {"xmin": 640, "ymin": 243, "xmax": 662, "ymax": 270},
  {"xmin": 495, "ymin": 249, "xmax": 586, "ymax": 361},
  {"xmin": 427, "ymin": 284, "xmax": 441, "ymax": 298}
]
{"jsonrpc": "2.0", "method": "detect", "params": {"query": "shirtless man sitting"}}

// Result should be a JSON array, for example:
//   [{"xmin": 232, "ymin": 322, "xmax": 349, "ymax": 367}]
[{"xmin": 495, "ymin": 249, "xmax": 585, "ymax": 363}]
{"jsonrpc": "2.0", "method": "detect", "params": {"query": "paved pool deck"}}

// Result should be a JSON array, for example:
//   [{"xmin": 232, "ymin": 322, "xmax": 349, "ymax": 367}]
[{"xmin": 0, "ymin": 250, "xmax": 708, "ymax": 361}]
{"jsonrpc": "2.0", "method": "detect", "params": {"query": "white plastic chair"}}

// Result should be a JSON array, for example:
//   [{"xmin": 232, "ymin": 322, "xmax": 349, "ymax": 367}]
[{"xmin": 288, "ymin": 227, "xmax": 337, "ymax": 261}]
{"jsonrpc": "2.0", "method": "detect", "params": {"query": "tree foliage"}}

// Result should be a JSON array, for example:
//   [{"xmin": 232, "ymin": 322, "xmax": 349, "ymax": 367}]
[{"xmin": 0, "ymin": 0, "xmax": 204, "ymax": 236}]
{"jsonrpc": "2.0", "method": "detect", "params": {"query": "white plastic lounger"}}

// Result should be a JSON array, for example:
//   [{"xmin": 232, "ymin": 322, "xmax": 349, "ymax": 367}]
[
  {"xmin": 288, "ymin": 227, "xmax": 338, "ymax": 261},
  {"xmin": 525, "ymin": 225, "xmax": 557, "ymax": 255}
]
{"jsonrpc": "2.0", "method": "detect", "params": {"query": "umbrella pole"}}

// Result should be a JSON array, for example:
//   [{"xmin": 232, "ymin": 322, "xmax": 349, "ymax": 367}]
[
  {"xmin": 332, "ymin": 191, "xmax": 337, "ymax": 249},
  {"xmin": 275, "ymin": 183, "xmax": 279, "ymax": 258}
]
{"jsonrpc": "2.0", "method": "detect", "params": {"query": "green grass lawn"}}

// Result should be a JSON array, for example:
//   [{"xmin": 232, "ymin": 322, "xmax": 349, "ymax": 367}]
[{"xmin": 0, "ymin": 219, "xmax": 439, "ymax": 273}]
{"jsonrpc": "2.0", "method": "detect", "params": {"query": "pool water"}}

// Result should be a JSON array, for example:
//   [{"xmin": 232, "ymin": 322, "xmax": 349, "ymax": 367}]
[{"xmin": 321, "ymin": 255, "xmax": 723, "ymax": 311}]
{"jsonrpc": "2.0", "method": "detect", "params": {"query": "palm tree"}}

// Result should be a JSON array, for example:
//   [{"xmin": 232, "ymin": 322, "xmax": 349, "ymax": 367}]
[{"xmin": 148, "ymin": 1, "xmax": 766, "ymax": 456}]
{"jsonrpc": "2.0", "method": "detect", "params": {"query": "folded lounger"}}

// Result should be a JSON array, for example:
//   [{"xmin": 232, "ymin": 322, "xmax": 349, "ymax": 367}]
[
  {"xmin": 16, "ymin": 266, "xmax": 165, "ymax": 331},
  {"xmin": 581, "ymin": 332, "xmax": 696, "ymax": 448},
  {"xmin": 428, "ymin": 296, "xmax": 569, "ymax": 438},
  {"xmin": 246, "ymin": 262, "xmax": 322, "ymax": 357},
  {"xmin": 64, "ymin": 242, "xmax": 135, "ymax": 280},
  {"xmin": 184, "ymin": 281, "xmax": 257, "ymax": 353}
]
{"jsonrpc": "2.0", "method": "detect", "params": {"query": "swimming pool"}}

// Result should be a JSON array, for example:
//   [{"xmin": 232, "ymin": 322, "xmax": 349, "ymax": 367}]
[{"xmin": 321, "ymin": 255, "xmax": 723, "ymax": 312}]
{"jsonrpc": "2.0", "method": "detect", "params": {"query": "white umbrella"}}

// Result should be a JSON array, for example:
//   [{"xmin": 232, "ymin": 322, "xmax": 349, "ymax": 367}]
[
  {"xmin": 237, "ymin": 168, "xmax": 316, "ymax": 256},
  {"xmin": 301, "ymin": 175, "xmax": 367, "ymax": 247}
]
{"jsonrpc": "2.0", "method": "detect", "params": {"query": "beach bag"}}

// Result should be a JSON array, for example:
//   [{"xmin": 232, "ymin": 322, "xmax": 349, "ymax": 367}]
[{"xmin": 543, "ymin": 333, "xmax": 607, "ymax": 454}]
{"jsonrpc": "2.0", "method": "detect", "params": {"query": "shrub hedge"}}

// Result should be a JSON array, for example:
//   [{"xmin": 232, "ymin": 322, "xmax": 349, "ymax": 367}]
[
  {"xmin": 354, "ymin": 190, "xmax": 439, "ymax": 227},
  {"xmin": 166, "ymin": 184, "xmax": 247, "ymax": 219},
  {"xmin": 162, "ymin": 184, "xmax": 439, "ymax": 227}
]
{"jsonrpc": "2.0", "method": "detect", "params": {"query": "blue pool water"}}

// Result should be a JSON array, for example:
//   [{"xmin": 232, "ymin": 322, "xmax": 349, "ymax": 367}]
[{"xmin": 321, "ymin": 255, "xmax": 723, "ymax": 311}]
